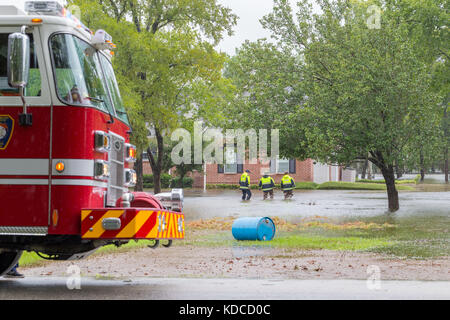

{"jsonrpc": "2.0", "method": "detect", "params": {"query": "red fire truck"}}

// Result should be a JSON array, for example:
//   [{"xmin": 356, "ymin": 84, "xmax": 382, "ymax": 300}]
[{"xmin": 0, "ymin": 1, "xmax": 184, "ymax": 276}]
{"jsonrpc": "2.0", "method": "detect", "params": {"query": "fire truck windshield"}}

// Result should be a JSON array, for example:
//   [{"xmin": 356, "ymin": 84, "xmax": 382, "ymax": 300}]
[
  {"xmin": 98, "ymin": 53, "xmax": 129, "ymax": 124},
  {"xmin": 50, "ymin": 33, "xmax": 128, "ymax": 125}
]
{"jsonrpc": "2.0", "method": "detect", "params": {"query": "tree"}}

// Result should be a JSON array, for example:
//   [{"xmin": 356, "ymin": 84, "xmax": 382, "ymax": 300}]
[
  {"xmin": 225, "ymin": 0, "xmax": 443, "ymax": 212},
  {"xmin": 223, "ymin": 40, "xmax": 308, "ymax": 161},
  {"xmin": 393, "ymin": 0, "xmax": 449, "ymax": 182},
  {"xmin": 70, "ymin": 0, "xmax": 237, "ymax": 193}
]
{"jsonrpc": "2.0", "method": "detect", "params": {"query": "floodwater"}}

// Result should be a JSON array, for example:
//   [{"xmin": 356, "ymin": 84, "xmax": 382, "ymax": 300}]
[
  {"xmin": 182, "ymin": 176, "xmax": 449, "ymax": 259},
  {"xmin": 183, "ymin": 179, "xmax": 449, "ymax": 224}
]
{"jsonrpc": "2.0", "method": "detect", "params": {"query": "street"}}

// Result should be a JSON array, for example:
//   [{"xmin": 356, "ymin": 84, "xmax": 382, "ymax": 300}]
[{"xmin": 1, "ymin": 277, "xmax": 449, "ymax": 300}]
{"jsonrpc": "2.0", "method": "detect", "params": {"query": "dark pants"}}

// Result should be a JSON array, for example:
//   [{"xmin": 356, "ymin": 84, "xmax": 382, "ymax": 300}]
[
  {"xmin": 263, "ymin": 190, "xmax": 274, "ymax": 200},
  {"xmin": 283, "ymin": 190, "xmax": 293, "ymax": 199},
  {"xmin": 241, "ymin": 189, "xmax": 252, "ymax": 200}
]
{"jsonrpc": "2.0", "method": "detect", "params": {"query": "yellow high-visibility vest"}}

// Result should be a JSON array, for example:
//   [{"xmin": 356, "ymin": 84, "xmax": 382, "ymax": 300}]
[
  {"xmin": 281, "ymin": 175, "xmax": 295, "ymax": 191},
  {"xmin": 259, "ymin": 176, "xmax": 275, "ymax": 191},
  {"xmin": 239, "ymin": 173, "xmax": 250, "ymax": 189}
]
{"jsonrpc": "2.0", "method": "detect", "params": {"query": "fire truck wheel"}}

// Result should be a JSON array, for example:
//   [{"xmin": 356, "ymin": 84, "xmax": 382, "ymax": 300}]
[{"xmin": 0, "ymin": 251, "xmax": 23, "ymax": 277}]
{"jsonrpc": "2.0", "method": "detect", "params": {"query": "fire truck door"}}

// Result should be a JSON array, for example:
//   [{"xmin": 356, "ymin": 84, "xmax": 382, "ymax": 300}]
[{"xmin": 0, "ymin": 26, "xmax": 52, "ymax": 235}]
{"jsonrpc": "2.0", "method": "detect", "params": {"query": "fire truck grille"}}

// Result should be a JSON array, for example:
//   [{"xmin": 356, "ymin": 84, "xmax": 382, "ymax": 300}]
[{"xmin": 107, "ymin": 133, "xmax": 125, "ymax": 206}]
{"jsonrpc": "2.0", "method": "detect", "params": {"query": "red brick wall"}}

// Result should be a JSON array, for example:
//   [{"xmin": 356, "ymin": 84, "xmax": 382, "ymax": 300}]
[
  {"xmin": 205, "ymin": 159, "xmax": 314, "ymax": 185},
  {"xmin": 143, "ymin": 161, "xmax": 152, "ymax": 175}
]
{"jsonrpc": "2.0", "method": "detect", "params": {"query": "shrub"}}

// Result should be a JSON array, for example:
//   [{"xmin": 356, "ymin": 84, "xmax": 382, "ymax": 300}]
[
  {"xmin": 143, "ymin": 174, "xmax": 154, "ymax": 189},
  {"xmin": 161, "ymin": 173, "xmax": 172, "ymax": 188},
  {"xmin": 142, "ymin": 173, "xmax": 172, "ymax": 189},
  {"xmin": 171, "ymin": 176, "xmax": 194, "ymax": 188}
]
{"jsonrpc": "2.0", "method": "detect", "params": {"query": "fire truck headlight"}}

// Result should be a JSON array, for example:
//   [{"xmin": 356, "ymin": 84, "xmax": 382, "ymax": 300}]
[
  {"xmin": 94, "ymin": 160, "xmax": 110, "ymax": 180},
  {"xmin": 94, "ymin": 131, "xmax": 110, "ymax": 153},
  {"xmin": 125, "ymin": 143, "xmax": 137, "ymax": 163},
  {"xmin": 124, "ymin": 169, "xmax": 137, "ymax": 187}
]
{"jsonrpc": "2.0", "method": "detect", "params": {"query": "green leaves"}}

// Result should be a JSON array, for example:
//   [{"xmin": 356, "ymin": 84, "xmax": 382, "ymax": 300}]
[
  {"xmin": 222, "ymin": 0, "xmax": 447, "ymax": 209},
  {"xmin": 70, "ymin": 0, "xmax": 236, "ymax": 151}
]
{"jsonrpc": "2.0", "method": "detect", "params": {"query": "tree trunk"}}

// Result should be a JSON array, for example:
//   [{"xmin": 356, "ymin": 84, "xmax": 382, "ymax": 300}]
[
  {"xmin": 419, "ymin": 151, "xmax": 425, "ymax": 182},
  {"xmin": 134, "ymin": 153, "xmax": 144, "ymax": 192},
  {"xmin": 381, "ymin": 165, "xmax": 399, "ymax": 212},
  {"xmin": 395, "ymin": 163, "xmax": 403, "ymax": 179},
  {"xmin": 179, "ymin": 172, "xmax": 186, "ymax": 188},
  {"xmin": 153, "ymin": 170, "xmax": 161, "ymax": 194},
  {"xmin": 361, "ymin": 158, "xmax": 368, "ymax": 179},
  {"xmin": 367, "ymin": 160, "xmax": 373, "ymax": 180},
  {"xmin": 444, "ymin": 103, "xmax": 449, "ymax": 184},
  {"xmin": 147, "ymin": 128, "xmax": 164, "ymax": 194},
  {"xmin": 445, "ymin": 146, "xmax": 449, "ymax": 184}
]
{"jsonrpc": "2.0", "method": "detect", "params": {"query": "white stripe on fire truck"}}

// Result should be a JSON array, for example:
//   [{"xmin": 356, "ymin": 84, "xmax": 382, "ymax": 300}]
[
  {"xmin": 0, "ymin": 159, "xmax": 95, "ymax": 176},
  {"xmin": 0, "ymin": 159, "xmax": 49, "ymax": 175},
  {"xmin": 51, "ymin": 179, "xmax": 107, "ymax": 188},
  {"xmin": 51, "ymin": 159, "xmax": 94, "ymax": 176},
  {"xmin": 0, "ymin": 179, "xmax": 49, "ymax": 185},
  {"xmin": 0, "ymin": 179, "xmax": 107, "ymax": 188}
]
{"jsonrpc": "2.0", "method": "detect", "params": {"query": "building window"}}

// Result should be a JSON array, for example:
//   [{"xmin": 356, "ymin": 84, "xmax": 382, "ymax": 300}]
[
  {"xmin": 219, "ymin": 147, "xmax": 244, "ymax": 174},
  {"xmin": 277, "ymin": 158, "xmax": 290, "ymax": 173},
  {"xmin": 271, "ymin": 157, "xmax": 296, "ymax": 174},
  {"xmin": 224, "ymin": 148, "xmax": 237, "ymax": 173}
]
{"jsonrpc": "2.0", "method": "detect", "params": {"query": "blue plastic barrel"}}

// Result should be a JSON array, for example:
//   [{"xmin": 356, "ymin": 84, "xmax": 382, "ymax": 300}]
[{"xmin": 232, "ymin": 217, "xmax": 276, "ymax": 241}]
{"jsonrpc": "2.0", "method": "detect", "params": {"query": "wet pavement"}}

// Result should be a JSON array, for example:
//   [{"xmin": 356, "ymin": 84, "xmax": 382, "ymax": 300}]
[
  {"xmin": 183, "ymin": 188, "xmax": 450, "ymax": 223},
  {"xmin": 1, "ymin": 277, "xmax": 449, "ymax": 300}
]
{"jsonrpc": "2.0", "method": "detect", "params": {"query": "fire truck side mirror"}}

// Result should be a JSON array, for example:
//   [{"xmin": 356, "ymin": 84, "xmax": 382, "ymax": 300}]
[
  {"xmin": 7, "ymin": 26, "xmax": 33, "ymax": 126},
  {"xmin": 7, "ymin": 28, "xmax": 30, "ymax": 89}
]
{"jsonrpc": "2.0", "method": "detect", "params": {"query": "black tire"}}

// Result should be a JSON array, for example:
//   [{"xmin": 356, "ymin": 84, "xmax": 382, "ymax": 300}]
[{"xmin": 0, "ymin": 251, "xmax": 23, "ymax": 277}]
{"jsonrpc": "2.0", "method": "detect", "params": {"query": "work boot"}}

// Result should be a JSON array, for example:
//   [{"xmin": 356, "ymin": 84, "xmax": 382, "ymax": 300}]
[{"xmin": 4, "ymin": 269, "xmax": 24, "ymax": 278}]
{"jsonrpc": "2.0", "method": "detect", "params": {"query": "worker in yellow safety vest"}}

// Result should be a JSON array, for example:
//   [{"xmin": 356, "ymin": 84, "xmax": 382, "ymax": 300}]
[
  {"xmin": 259, "ymin": 173, "xmax": 275, "ymax": 200},
  {"xmin": 239, "ymin": 170, "xmax": 252, "ymax": 201},
  {"xmin": 281, "ymin": 172, "xmax": 296, "ymax": 199}
]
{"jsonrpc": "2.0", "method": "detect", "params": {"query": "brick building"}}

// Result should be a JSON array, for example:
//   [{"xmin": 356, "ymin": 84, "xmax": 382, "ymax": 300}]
[{"xmin": 142, "ymin": 156, "xmax": 356, "ymax": 188}]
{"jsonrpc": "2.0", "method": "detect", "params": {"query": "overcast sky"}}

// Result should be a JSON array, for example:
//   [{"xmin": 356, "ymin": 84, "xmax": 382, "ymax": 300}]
[
  {"xmin": 9, "ymin": 0, "xmax": 299, "ymax": 56},
  {"xmin": 216, "ymin": 0, "xmax": 280, "ymax": 56}
]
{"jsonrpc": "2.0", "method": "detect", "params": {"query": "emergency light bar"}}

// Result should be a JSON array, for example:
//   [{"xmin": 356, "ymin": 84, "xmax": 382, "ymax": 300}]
[
  {"xmin": 24, "ymin": 1, "xmax": 93, "ymax": 35},
  {"xmin": 92, "ymin": 30, "xmax": 116, "ymax": 51},
  {"xmin": 24, "ymin": 1, "xmax": 65, "ymax": 16}
]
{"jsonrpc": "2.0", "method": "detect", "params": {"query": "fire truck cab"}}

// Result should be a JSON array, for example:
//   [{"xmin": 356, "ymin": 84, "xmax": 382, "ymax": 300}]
[{"xmin": 0, "ymin": 1, "xmax": 184, "ymax": 276}]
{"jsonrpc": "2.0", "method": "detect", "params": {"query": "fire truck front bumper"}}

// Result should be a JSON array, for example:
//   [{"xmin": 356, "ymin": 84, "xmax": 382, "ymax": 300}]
[{"xmin": 81, "ymin": 209, "xmax": 185, "ymax": 240}]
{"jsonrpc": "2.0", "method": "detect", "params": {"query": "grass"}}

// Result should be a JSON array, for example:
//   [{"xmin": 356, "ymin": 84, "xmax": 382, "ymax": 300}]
[
  {"xmin": 19, "ymin": 251, "xmax": 47, "ymax": 267},
  {"xmin": 295, "ymin": 182, "xmax": 319, "ymax": 189},
  {"xmin": 184, "ymin": 231, "xmax": 391, "ymax": 251},
  {"xmin": 356, "ymin": 175, "xmax": 420, "ymax": 185},
  {"xmin": 302, "ymin": 214, "xmax": 450, "ymax": 259},
  {"xmin": 317, "ymin": 181, "xmax": 414, "ymax": 191},
  {"xmin": 185, "ymin": 214, "xmax": 450, "ymax": 259}
]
